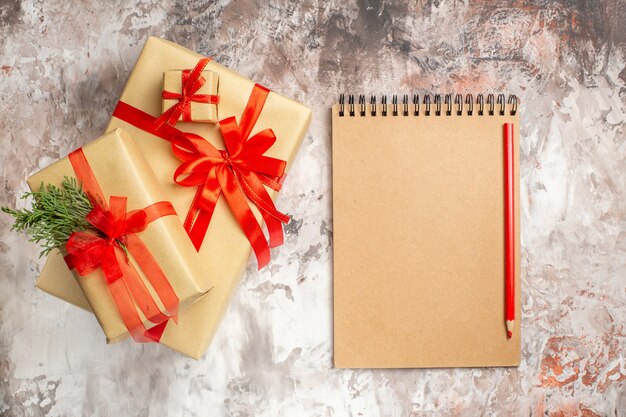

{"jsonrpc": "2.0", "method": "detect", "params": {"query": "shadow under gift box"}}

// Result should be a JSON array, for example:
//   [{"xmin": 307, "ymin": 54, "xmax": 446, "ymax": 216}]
[
  {"xmin": 36, "ymin": 37, "xmax": 312, "ymax": 358},
  {"xmin": 27, "ymin": 129, "xmax": 209, "ymax": 343}
]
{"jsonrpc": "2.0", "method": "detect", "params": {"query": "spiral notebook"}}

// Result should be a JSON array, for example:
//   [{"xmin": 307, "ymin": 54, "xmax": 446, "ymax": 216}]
[{"xmin": 332, "ymin": 93, "xmax": 521, "ymax": 368}]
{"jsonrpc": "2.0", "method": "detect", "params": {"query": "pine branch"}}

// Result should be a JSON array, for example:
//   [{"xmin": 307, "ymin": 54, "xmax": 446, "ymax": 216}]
[{"xmin": 2, "ymin": 177, "xmax": 94, "ymax": 257}]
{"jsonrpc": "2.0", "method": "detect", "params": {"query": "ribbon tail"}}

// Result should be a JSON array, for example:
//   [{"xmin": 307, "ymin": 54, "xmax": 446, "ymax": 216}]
[
  {"xmin": 261, "ymin": 212, "xmax": 285, "ymax": 249},
  {"xmin": 184, "ymin": 168, "xmax": 221, "ymax": 251},
  {"xmin": 217, "ymin": 167, "xmax": 270, "ymax": 269},
  {"xmin": 144, "ymin": 320, "xmax": 168, "ymax": 342},
  {"xmin": 99, "ymin": 247, "xmax": 154, "ymax": 343},
  {"xmin": 106, "ymin": 278, "xmax": 153, "ymax": 343},
  {"xmin": 126, "ymin": 233, "xmax": 179, "ymax": 323},
  {"xmin": 250, "ymin": 191, "xmax": 287, "ymax": 248},
  {"xmin": 235, "ymin": 169, "xmax": 290, "ymax": 248},
  {"xmin": 183, "ymin": 186, "xmax": 205, "ymax": 249},
  {"xmin": 237, "ymin": 170, "xmax": 290, "ymax": 224},
  {"xmin": 257, "ymin": 173, "xmax": 284, "ymax": 192},
  {"xmin": 188, "ymin": 210, "xmax": 214, "ymax": 252},
  {"xmin": 114, "ymin": 246, "xmax": 169, "ymax": 326},
  {"xmin": 154, "ymin": 105, "xmax": 182, "ymax": 129},
  {"xmin": 182, "ymin": 104, "xmax": 192, "ymax": 122}
]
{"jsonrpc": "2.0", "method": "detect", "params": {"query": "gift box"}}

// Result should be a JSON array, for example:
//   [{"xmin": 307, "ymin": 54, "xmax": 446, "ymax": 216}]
[
  {"xmin": 161, "ymin": 66, "xmax": 219, "ymax": 124},
  {"xmin": 28, "ymin": 129, "xmax": 209, "ymax": 343},
  {"xmin": 36, "ymin": 37, "xmax": 311, "ymax": 358}
]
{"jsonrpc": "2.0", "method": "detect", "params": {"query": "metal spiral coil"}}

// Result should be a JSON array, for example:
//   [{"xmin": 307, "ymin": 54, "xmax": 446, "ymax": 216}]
[{"xmin": 338, "ymin": 94, "xmax": 518, "ymax": 117}]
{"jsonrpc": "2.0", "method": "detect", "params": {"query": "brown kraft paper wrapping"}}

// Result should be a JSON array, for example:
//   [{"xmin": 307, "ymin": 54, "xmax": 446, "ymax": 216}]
[
  {"xmin": 27, "ymin": 129, "xmax": 208, "ymax": 343},
  {"xmin": 36, "ymin": 37, "xmax": 312, "ymax": 358}
]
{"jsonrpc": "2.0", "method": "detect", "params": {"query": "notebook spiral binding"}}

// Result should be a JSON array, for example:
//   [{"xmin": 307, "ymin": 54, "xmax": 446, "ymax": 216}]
[{"xmin": 338, "ymin": 93, "xmax": 518, "ymax": 117}]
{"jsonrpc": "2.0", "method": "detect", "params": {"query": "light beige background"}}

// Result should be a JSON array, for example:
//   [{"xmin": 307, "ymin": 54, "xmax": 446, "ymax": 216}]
[{"xmin": 0, "ymin": 1, "xmax": 625, "ymax": 416}]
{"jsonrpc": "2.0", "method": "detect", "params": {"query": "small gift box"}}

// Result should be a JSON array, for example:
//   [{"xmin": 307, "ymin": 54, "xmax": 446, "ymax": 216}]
[
  {"xmin": 160, "ymin": 61, "xmax": 219, "ymax": 125},
  {"xmin": 28, "ymin": 129, "xmax": 210, "ymax": 343},
  {"xmin": 36, "ymin": 37, "xmax": 311, "ymax": 358}
]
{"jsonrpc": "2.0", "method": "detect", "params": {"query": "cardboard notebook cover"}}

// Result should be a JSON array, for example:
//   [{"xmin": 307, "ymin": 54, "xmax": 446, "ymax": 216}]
[
  {"xmin": 332, "ymin": 102, "xmax": 521, "ymax": 368},
  {"xmin": 37, "ymin": 37, "xmax": 311, "ymax": 358},
  {"xmin": 27, "ymin": 129, "xmax": 208, "ymax": 343}
]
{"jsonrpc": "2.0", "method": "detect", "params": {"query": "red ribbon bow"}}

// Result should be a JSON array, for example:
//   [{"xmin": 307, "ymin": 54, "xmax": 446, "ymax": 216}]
[
  {"xmin": 172, "ymin": 85, "xmax": 290, "ymax": 268},
  {"xmin": 112, "ymin": 66, "xmax": 292, "ymax": 268},
  {"xmin": 155, "ymin": 57, "xmax": 219, "ymax": 128},
  {"xmin": 64, "ymin": 148, "xmax": 179, "ymax": 343}
]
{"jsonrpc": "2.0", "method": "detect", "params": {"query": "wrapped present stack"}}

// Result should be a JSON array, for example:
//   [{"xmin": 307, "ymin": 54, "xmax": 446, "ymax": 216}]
[{"xmin": 4, "ymin": 37, "xmax": 311, "ymax": 359}]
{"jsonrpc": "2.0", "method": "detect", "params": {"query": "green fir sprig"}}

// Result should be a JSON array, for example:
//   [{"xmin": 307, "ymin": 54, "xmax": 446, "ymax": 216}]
[{"xmin": 2, "ymin": 177, "xmax": 93, "ymax": 257}]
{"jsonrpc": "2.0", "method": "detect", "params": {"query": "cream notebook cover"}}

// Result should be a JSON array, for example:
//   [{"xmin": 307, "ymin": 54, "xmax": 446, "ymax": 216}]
[{"xmin": 332, "ymin": 94, "xmax": 521, "ymax": 368}]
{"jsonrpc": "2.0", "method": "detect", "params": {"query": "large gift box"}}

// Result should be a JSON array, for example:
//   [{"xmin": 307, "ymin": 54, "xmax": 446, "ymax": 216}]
[
  {"xmin": 36, "ymin": 37, "xmax": 311, "ymax": 358},
  {"xmin": 28, "ymin": 129, "xmax": 209, "ymax": 343}
]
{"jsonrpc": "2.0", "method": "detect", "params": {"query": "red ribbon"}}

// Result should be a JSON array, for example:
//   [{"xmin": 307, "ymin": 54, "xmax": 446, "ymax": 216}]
[
  {"xmin": 171, "ymin": 84, "xmax": 289, "ymax": 268},
  {"xmin": 64, "ymin": 148, "xmax": 179, "ymax": 342},
  {"xmin": 112, "ymin": 77, "xmax": 290, "ymax": 269},
  {"xmin": 156, "ymin": 57, "xmax": 219, "ymax": 128}
]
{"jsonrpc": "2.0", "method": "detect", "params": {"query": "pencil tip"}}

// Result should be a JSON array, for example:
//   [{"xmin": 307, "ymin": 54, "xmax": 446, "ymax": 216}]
[{"xmin": 506, "ymin": 320, "xmax": 515, "ymax": 338}]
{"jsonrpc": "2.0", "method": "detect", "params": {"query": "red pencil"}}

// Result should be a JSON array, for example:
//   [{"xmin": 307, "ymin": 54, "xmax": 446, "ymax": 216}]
[{"xmin": 504, "ymin": 123, "xmax": 515, "ymax": 339}]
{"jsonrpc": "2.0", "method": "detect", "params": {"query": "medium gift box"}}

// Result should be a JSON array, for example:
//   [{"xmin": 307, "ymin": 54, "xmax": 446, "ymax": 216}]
[
  {"xmin": 36, "ymin": 37, "xmax": 311, "ymax": 358},
  {"xmin": 27, "ymin": 129, "xmax": 209, "ymax": 343}
]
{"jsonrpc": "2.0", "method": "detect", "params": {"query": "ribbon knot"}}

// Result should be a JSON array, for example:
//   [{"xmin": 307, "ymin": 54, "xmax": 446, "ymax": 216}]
[
  {"xmin": 221, "ymin": 151, "xmax": 233, "ymax": 166},
  {"xmin": 85, "ymin": 195, "xmax": 149, "ymax": 240},
  {"xmin": 155, "ymin": 57, "xmax": 219, "ymax": 128}
]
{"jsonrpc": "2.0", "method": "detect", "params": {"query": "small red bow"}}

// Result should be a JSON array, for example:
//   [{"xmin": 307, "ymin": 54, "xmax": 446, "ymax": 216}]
[
  {"xmin": 171, "ymin": 85, "xmax": 290, "ymax": 268},
  {"xmin": 65, "ymin": 149, "xmax": 179, "ymax": 343},
  {"xmin": 155, "ymin": 57, "xmax": 219, "ymax": 128}
]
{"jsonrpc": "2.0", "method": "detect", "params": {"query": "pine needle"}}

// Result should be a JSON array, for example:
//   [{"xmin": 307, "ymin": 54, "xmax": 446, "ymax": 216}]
[{"xmin": 2, "ymin": 177, "xmax": 93, "ymax": 257}]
